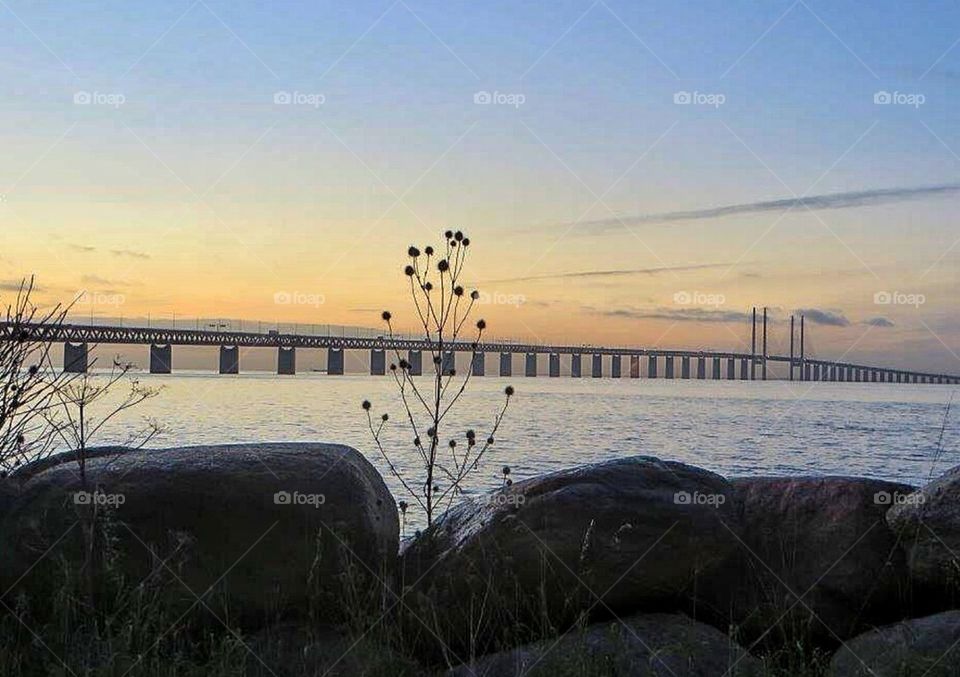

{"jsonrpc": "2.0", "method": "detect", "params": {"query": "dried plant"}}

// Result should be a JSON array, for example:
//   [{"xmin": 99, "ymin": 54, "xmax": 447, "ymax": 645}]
[
  {"xmin": 363, "ymin": 231, "xmax": 513, "ymax": 527},
  {"xmin": 0, "ymin": 277, "xmax": 75, "ymax": 474}
]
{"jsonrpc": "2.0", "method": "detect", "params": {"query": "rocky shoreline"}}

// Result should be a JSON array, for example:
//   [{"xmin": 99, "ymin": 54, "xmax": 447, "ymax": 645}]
[{"xmin": 2, "ymin": 443, "xmax": 960, "ymax": 675}]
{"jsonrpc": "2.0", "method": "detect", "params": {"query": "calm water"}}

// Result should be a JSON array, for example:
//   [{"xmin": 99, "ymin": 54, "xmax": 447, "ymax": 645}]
[{"xmin": 80, "ymin": 373, "xmax": 959, "ymax": 530}]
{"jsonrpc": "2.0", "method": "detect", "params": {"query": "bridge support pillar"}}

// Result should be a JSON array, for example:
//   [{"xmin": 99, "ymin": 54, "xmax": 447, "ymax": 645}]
[
  {"xmin": 697, "ymin": 357, "xmax": 706, "ymax": 379},
  {"xmin": 500, "ymin": 352, "xmax": 512, "ymax": 377},
  {"xmin": 665, "ymin": 356, "xmax": 675, "ymax": 379},
  {"xmin": 407, "ymin": 350, "xmax": 422, "ymax": 376},
  {"xmin": 370, "ymin": 349, "xmax": 386, "ymax": 376},
  {"xmin": 712, "ymin": 357, "xmax": 721, "ymax": 380},
  {"xmin": 630, "ymin": 355, "xmax": 640, "ymax": 378},
  {"xmin": 681, "ymin": 357, "xmax": 690, "ymax": 379},
  {"xmin": 592, "ymin": 354, "xmax": 603, "ymax": 378},
  {"xmin": 277, "ymin": 347, "xmax": 296, "ymax": 375},
  {"xmin": 442, "ymin": 351, "xmax": 455, "ymax": 376},
  {"xmin": 63, "ymin": 342, "xmax": 88, "ymax": 373},
  {"xmin": 524, "ymin": 353, "xmax": 537, "ymax": 377},
  {"xmin": 327, "ymin": 348, "xmax": 344, "ymax": 375},
  {"xmin": 727, "ymin": 358, "xmax": 735, "ymax": 380},
  {"xmin": 647, "ymin": 355, "xmax": 658, "ymax": 378},
  {"xmin": 571, "ymin": 354, "xmax": 582, "ymax": 378},
  {"xmin": 549, "ymin": 353, "xmax": 560, "ymax": 377},
  {"xmin": 149, "ymin": 343, "xmax": 172, "ymax": 374},
  {"xmin": 611, "ymin": 355, "xmax": 621, "ymax": 378},
  {"xmin": 219, "ymin": 345, "xmax": 239, "ymax": 374},
  {"xmin": 740, "ymin": 358, "xmax": 749, "ymax": 380},
  {"xmin": 472, "ymin": 352, "xmax": 485, "ymax": 377}
]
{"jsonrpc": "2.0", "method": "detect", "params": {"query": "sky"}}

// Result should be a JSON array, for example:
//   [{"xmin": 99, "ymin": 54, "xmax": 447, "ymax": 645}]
[{"xmin": 1, "ymin": 0, "xmax": 958, "ymax": 372}]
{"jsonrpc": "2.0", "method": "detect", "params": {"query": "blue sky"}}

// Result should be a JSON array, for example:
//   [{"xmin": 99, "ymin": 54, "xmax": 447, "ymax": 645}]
[{"xmin": 1, "ymin": 0, "xmax": 959, "ymax": 372}]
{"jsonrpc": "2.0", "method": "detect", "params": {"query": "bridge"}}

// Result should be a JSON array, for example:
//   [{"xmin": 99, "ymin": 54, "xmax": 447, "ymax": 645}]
[{"xmin": 5, "ymin": 314, "xmax": 958, "ymax": 385}]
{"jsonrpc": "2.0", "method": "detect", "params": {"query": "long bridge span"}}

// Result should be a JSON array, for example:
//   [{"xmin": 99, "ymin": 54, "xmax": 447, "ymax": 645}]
[{"xmin": 6, "ymin": 320, "xmax": 958, "ymax": 385}]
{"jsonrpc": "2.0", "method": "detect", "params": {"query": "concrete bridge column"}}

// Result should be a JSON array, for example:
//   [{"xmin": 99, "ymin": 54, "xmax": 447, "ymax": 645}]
[
  {"xmin": 665, "ymin": 356, "xmax": 675, "ymax": 379},
  {"xmin": 630, "ymin": 355, "xmax": 640, "ymax": 378},
  {"xmin": 571, "ymin": 354, "xmax": 582, "ymax": 378},
  {"xmin": 611, "ymin": 355, "xmax": 622, "ymax": 378},
  {"xmin": 327, "ymin": 348, "xmax": 344, "ymax": 375},
  {"xmin": 680, "ymin": 357, "xmax": 690, "ymax": 379},
  {"xmin": 63, "ymin": 341, "xmax": 88, "ymax": 373},
  {"xmin": 219, "ymin": 345, "xmax": 239, "ymax": 374},
  {"xmin": 549, "ymin": 353, "xmax": 560, "ymax": 377},
  {"xmin": 897, "ymin": 372, "xmax": 903, "ymax": 383},
  {"xmin": 499, "ymin": 352, "xmax": 512, "ymax": 377},
  {"xmin": 472, "ymin": 352, "xmax": 485, "ymax": 377},
  {"xmin": 592, "ymin": 354, "xmax": 603, "ymax": 378},
  {"xmin": 697, "ymin": 357, "xmax": 706, "ymax": 380},
  {"xmin": 648, "ymin": 355, "xmax": 658, "ymax": 378},
  {"xmin": 713, "ymin": 357, "xmax": 721, "ymax": 380},
  {"xmin": 727, "ymin": 358, "xmax": 736, "ymax": 380},
  {"xmin": 149, "ymin": 343, "xmax": 172, "ymax": 374},
  {"xmin": 739, "ymin": 358, "xmax": 749, "ymax": 380},
  {"xmin": 442, "ymin": 351, "xmax": 455, "ymax": 376},
  {"xmin": 370, "ymin": 349, "xmax": 386, "ymax": 376},
  {"xmin": 277, "ymin": 347, "xmax": 296, "ymax": 375},
  {"xmin": 407, "ymin": 350, "xmax": 423, "ymax": 376},
  {"xmin": 525, "ymin": 353, "xmax": 537, "ymax": 377}
]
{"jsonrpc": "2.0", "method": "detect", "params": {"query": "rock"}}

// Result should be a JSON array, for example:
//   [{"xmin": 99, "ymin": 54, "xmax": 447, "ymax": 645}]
[
  {"xmin": 702, "ymin": 476, "xmax": 913, "ymax": 647},
  {"xmin": 447, "ymin": 613, "xmax": 760, "ymax": 676},
  {"xmin": 887, "ymin": 465, "xmax": 960, "ymax": 607},
  {"xmin": 828, "ymin": 610, "xmax": 960, "ymax": 676},
  {"xmin": 0, "ymin": 443, "xmax": 398, "ymax": 626},
  {"xmin": 402, "ymin": 456, "xmax": 740, "ymax": 657}
]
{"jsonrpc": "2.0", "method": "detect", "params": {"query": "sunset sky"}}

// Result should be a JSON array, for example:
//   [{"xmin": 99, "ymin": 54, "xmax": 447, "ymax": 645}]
[{"xmin": 1, "ymin": 1, "xmax": 958, "ymax": 372}]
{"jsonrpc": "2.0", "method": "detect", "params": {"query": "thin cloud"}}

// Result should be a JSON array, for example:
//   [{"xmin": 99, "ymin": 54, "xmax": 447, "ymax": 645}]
[
  {"xmin": 864, "ymin": 317, "xmax": 895, "ymax": 327},
  {"xmin": 586, "ymin": 306, "xmax": 753, "ymax": 324},
  {"xmin": 488, "ymin": 262, "xmax": 736, "ymax": 284},
  {"xmin": 68, "ymin": 243, "xmax": 96, "ymax": 253},
  {"xmin": 111, "ymin": 248, "xmax": 151, "ymax": 260},
  {"xmin": 796, "ymin": 308, "xmax": 851, "ymax": 327},
  {"xmin": 571, "ymin": 183, "xmax": 960, "ymax": 232}
]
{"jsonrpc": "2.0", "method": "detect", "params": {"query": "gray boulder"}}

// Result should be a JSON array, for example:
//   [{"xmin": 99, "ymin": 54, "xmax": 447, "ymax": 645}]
[
  {"xmin": 402, "ymin": 456, "xmax": 740, "ymax": 657},
  {"xmin": 829, "ymin": 610, "xmax": 960, "ymax": 676},
  {"xmin": 447, "ymin": 613, "xmax": 760, "ymax": 676},
  {"xmin": 887, "ymin": 465, "xmax": 960, "ymax": 606},
  {"xmin": 0, "ymin": 443, "xmax": 398, "ymax": 625},
  {"xmin": 701, "ymin": 476, "xmax": 914, "ymax": 645}
]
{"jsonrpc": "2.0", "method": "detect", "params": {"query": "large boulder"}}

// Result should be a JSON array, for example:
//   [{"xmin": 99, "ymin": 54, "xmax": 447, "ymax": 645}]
[
  {"xmin": 828, "ymin": 610, "xmax": 960, "ymax": 676},
  {"xmin": 447, "ymin": 613, "xmax": 761, "ymax": 676},
  {"xmin": 402, "ymin": 456, "xmax": 740, "ymax": 657},
  {"xmin": 701, "ymin": 476, "xmax": 914, "ymax": 647},
  {"xmin": 0, "ymin": 443, "xmax": 398, "ymax": 626},
  {"xmin": 887, "ymin": 465, "xmax": 960, "ymax": 608}
]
